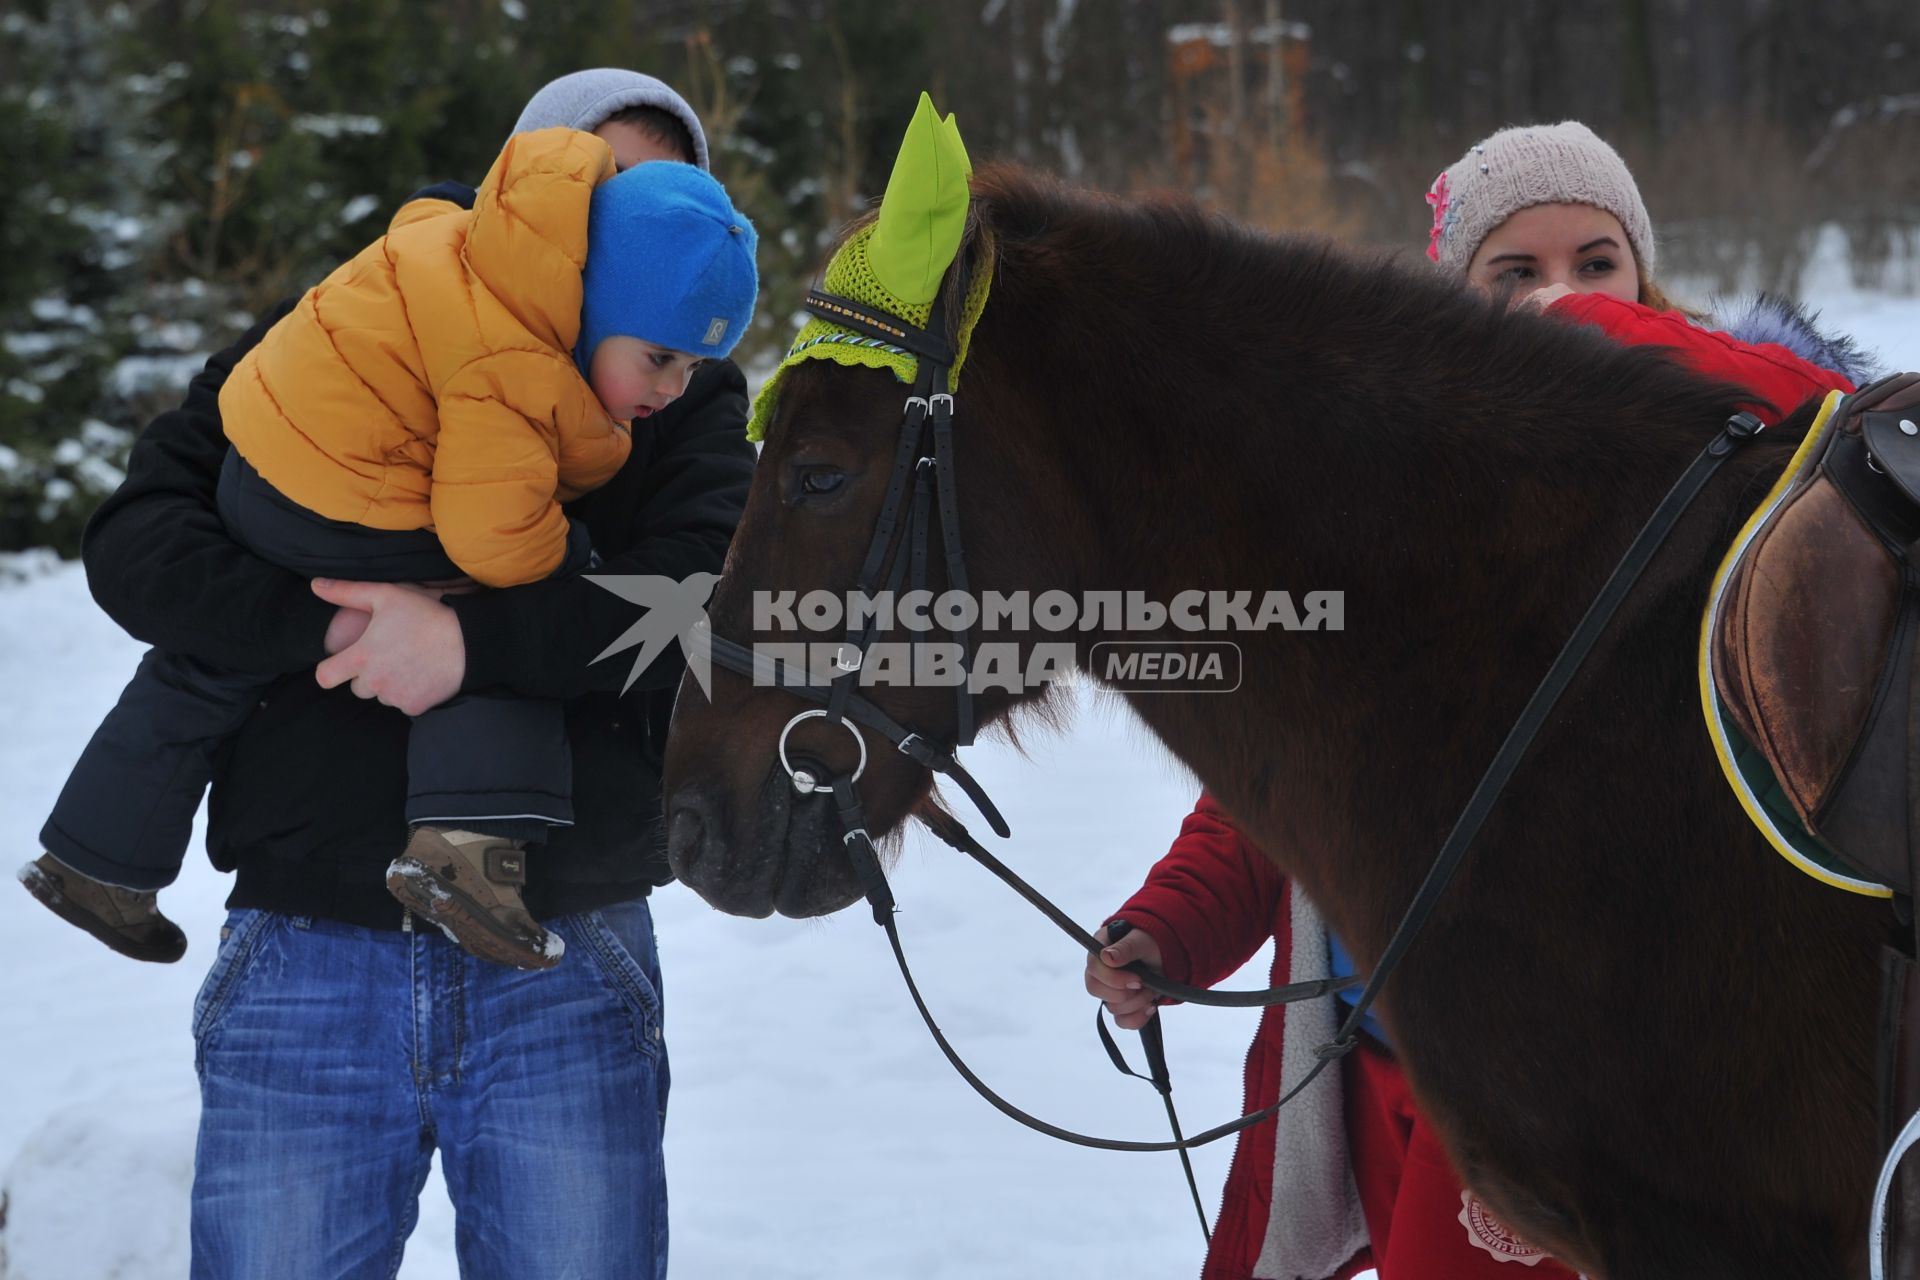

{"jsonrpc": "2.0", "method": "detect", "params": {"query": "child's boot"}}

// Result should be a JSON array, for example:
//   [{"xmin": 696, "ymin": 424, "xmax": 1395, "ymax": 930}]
[
  {"xmin": 385, "ymin": 827, "xmax": 563, "ymax": 971},
  {"xmin": 17, "ymin": 852, "xmax": 188, "ymax": 963}
]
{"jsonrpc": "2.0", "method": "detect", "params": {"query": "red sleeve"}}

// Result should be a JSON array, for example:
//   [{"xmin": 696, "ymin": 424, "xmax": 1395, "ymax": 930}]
[
  {"xmin": 1549, "ymin": 292, "xmax": 1854, "ymax": 424},
  {"xmin": 1112, "ymin": 792, "xmax": 1286, "ymax": 989}
]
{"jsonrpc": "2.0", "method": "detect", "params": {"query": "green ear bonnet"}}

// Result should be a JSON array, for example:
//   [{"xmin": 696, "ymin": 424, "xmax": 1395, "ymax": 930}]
[{"xmin": 746, "ymin": 92, "xmax": 994, "ymax": 442}]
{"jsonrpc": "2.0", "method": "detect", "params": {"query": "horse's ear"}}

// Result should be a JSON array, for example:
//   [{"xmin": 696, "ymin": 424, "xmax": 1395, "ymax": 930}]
[
  {"xmin": 942, "ymin": 111, "xmax": 972, "ymax": 178},
  {"xmin": 869, "ymin": 91, "xmax": 972, "ymax": 306}
]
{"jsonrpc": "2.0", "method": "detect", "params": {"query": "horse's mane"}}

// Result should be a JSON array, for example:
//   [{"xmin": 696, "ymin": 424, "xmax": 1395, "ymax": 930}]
[{"xmin": 953, "ymin": 163, "xmax": 1762, "ymax": 483}]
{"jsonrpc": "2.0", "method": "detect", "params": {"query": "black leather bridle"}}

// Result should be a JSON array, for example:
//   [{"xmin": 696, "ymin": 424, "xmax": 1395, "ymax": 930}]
[{"xmin": 701, "ymin": 254, "xmax": 1766, "ymax": 1240}]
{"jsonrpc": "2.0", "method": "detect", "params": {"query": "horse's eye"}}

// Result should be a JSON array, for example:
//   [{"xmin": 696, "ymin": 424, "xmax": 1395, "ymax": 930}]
[{"xmin": 800, "ymin": 467, "xmax": 846, "ymax": 496}]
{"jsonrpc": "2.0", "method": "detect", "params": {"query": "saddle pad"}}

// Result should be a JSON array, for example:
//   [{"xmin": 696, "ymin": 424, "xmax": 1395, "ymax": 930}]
[{"xmin": 1699, "ymin": 389, "xmax": 1894, "ymax": 898}]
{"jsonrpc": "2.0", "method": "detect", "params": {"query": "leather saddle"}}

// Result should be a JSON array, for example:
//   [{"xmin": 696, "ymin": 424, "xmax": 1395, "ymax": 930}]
[
  {"xmin": 1709, "ymin": 370, "xmax": 1920, "ymax": 1278},
  {"xmin": 1710, "ymin": 371, "xmax": 1920, "ymax": 896}
]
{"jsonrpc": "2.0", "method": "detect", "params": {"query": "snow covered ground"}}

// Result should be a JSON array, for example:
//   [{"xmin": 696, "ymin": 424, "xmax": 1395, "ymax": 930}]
[{"xmin": 0, "ymin": 257, "xmax": 1913, "ymax": 1278}]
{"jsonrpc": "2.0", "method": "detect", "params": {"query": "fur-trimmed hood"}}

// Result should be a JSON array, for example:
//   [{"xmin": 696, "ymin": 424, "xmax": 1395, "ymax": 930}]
[{"xmin": 1711, "ymin": 293, "xmax": 1884, "ymax": 388}]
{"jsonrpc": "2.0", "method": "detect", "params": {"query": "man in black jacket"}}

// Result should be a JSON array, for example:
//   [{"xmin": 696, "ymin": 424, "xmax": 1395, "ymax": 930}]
[{"xmin": 75, "ymin": 70, "xmax": 751, "ymax": 1279}]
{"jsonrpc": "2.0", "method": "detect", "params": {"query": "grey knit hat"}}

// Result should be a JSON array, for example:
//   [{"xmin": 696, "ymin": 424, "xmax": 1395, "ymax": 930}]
[
  {"xmin": 511, "ymin": 68, "xmax": 710, "ymax": 171},
  {"xmin": 1424, "ymin": 121, "xmax": 1653, "ymax": 278}
]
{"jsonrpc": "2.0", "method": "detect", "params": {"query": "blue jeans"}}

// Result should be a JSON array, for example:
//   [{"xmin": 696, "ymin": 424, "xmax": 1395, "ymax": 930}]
[{"xmin": 188, "ymin": 900, "xmax": 668, "ymax": 1280}]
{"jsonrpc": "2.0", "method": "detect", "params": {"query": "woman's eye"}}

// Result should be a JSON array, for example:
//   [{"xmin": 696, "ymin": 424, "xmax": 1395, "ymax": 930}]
[
  {"xmin": 1580, "ymin": 257, "xmax": 1616, "ymax": 275},
  {"xmin": 800, "ymin": 467, "xmax": 846, "ymax": 496},
  {"xmin": 1497, "ymin": 265, "xmax": 1535, "ymax": 283}
]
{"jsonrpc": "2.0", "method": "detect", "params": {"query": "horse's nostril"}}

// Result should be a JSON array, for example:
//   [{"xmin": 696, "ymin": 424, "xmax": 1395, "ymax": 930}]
[{"xmin": 666, "ymin": 792, "xmax": 713, "ymax": 876}]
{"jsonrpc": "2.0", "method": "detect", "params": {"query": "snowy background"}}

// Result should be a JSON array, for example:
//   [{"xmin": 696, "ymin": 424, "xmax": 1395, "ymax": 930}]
[{"xmin": 0, "ymin": 239, "xmax": 1913, "ymax": 1277}]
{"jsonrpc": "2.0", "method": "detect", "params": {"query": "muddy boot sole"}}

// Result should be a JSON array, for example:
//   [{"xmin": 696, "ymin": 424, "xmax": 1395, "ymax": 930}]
[
  {"xmin": 385, "ymin": 857, "xmax": 563, "ymax": 971},
  {"xmin": 17, "ymin": 861, "xmax": 186, "ymax": 964}
]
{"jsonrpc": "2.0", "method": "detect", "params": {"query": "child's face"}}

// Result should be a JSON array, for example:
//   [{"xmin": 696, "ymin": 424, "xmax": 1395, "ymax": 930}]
[
  {"xmin": 588, "ymin": 336, "xmax": 705, "ymax": 422},
  {"xmin": 1465, "ymin": 203, "xmax": 1641, "ymax": 307}
]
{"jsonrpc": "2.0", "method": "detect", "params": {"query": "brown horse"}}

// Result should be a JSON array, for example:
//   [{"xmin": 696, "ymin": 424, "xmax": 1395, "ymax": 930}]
[{"xmin": 661, "ymin": 165, "xmax": 1886, "ymax": 1278}]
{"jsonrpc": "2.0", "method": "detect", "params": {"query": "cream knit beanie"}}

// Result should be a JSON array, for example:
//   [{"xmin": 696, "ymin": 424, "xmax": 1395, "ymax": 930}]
[{"xmin": 1424, "ymin": 121, "xmax": 1653, "ymax": 277}]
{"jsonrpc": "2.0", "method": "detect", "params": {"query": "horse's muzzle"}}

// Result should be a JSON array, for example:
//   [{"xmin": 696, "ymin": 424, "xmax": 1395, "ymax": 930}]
[{"xmin": 665, "ymin": 770, "xmax": 867, "ymax": 919}]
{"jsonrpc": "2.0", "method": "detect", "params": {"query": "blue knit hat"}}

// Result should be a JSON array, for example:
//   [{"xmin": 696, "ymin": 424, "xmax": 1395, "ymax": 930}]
[{"xmin": 577, "ymin": 161, "xmax": 758, "ymax": 372}]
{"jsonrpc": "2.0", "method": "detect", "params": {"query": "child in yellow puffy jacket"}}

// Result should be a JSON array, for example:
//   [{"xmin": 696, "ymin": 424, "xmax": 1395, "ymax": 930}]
[
  {"xmin": 228, "ymin": 125, "xmax": 753, "ymax": 588},
  {"xmin": 26, "ymin": 126, "xmax": 758, "ymax": 972}
]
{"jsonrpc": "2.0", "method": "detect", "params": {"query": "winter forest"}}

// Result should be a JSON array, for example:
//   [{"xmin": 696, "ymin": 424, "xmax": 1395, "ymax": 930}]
[{"xmin": 2, "ymin": 0, "xmax": 1917, "ymax": 556}]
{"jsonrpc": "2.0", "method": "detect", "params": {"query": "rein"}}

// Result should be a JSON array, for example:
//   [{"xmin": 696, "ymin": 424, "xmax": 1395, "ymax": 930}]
[{"xmin": 704, "ymin": 261, "xmax": 1767, "ymax": 1239}]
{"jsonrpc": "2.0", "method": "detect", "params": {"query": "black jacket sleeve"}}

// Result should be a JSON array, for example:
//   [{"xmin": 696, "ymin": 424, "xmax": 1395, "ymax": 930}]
[
  {"xmin": 450, "ymin": 358, "xmax": 755, "ymax": 702},
  {"xmin": 80, "ymin": 300, "xmax": 338, "ymax": 674}
]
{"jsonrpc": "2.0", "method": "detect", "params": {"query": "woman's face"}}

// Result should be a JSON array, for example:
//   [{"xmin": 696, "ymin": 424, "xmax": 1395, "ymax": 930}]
[{"xmin": 1465, "ymin": 203, "xmax": 1640, "ymax": 305}]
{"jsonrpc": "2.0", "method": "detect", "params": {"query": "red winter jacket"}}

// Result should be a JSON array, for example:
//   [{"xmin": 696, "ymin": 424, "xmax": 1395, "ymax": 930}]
[
  {"xmin": 1548, "ymin": 292, "xmax": 1855, "ymax": 422},
  {"xmin": 1116, "ymin": 799, "xmax": 1578, "ymax": 1279},
  {"xmin": 1115, "ymin": 795, "xmax": 1331, "ymax": 1280}
]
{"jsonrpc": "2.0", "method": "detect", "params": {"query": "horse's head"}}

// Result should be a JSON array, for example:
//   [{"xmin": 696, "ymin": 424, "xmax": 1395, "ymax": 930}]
[
  {"xmin": 662, "ymin": 367, "xmax": 952, "ymax": 918},
  {"xmin": 662, "ymin": 96, "xmax": 1077, "ymax": 918}
]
